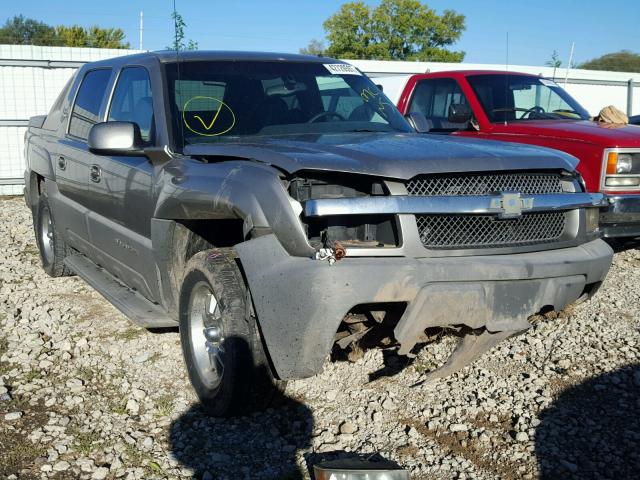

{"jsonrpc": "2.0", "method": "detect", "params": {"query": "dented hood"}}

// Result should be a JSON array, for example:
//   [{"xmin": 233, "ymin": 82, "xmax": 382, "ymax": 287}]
[{"xmin": 183, "ymin": 132, "xmax": 578, "ymax": 180}]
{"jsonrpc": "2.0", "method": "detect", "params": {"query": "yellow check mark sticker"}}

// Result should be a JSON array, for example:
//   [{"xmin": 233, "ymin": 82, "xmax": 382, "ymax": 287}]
[
  {"xmin": 193, "ymin": 101, "xmax": 224, "ymax": 130},
  {"xmin": 182, "ymin": 96, "xmax": 236, "ymax": 137}
]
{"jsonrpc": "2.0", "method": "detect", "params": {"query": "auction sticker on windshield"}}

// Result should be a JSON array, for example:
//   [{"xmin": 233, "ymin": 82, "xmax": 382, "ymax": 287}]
[{"xmin": 324, "ymin": 64, "xmax": 361, "ymax": 75}]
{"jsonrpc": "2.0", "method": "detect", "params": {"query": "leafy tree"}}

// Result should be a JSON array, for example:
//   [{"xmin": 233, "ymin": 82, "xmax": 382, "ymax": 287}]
[
  {"xmin": 167, "ymin": 11, "xmax": 198, "ymax": 51},
  {"xmin": 321, "ymin": 0, "xmax": 465, "ymax": 61},
  {"xmin": 299, "ymin": 39, "xmax": 326, "ymax": 56},
  {"xmin": 545, "ymin": 50, "xmax": 562, "ymax": 78},
  {"xmin": 56, "ymin": 25, "xmax": 129, "ymax": 49},
  {"xmin": 0, "ymin": 14, "xmax": 60, "ymax": 45},
  {"xmin": 578, "ymin": 50, "xmax": 640, "ymax": 73},
  {"xmin": 0, "ymin": 15, "xmax": 129, "ymax": 48},
  {"xmin": 87, "ymin": 26, "xmax": 129, "ymax": 49}
]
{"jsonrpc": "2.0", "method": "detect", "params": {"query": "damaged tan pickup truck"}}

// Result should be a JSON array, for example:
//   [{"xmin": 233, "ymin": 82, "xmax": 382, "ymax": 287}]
[{"xmin": 24, "ymin": 51, "xmax": 613, "ymax": 415}]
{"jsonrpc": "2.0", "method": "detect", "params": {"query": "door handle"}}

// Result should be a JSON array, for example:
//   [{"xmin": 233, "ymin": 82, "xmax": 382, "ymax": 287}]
[
  {"xmin": 90, "ymin": 165, "xmax": 101, "ymax": 183},
  {"xmin": 57, "ymin": 156, "xmax": 66, "ymax": 170}
]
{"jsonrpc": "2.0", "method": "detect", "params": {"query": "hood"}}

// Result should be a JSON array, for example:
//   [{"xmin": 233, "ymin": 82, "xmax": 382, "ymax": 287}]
[
  {"xmin": 493, "ymin": 120, "xmax": 640, "ymax": 147},
  {"xmin": 183, "ymin": 132, "xmax": 578, "ymax": 180}
]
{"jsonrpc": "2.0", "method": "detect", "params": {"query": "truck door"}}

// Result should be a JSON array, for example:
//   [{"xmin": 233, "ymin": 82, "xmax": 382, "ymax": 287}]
[
  {"xmin": 86, "ymin": 66, "xmax": 159, "ymax": 302},
  {"xmin": 407, "ymin": 78, "xmax": 474, "ymax": 134},
  {"xmin": 55, "ymin": 68, "xmax": 113, "ymax": 255}
]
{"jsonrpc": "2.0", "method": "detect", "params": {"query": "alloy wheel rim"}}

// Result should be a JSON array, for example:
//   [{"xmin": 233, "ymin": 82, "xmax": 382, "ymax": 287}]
[
  {"xmin": 188, "ymin": 281, "xmax": 225, "ymax": 390},
  {"xmin": 40, "ymin": 206, "xmax": 54, "ymax": 265}
]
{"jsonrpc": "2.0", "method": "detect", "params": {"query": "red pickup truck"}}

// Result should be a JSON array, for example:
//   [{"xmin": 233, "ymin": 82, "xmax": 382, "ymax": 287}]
[{"xmin": 379, "ymin": 70, "xmax": 640, "ymax": 238}]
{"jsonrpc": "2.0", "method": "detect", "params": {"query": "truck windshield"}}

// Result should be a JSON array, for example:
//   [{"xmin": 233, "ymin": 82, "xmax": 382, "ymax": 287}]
[
  {"xmin": 164, "ymin": 61, "xmax": 411, "ymax": 146},
  {"xmin": 466, "ymin": 74, "xmax": 590, "ymax": 123}
]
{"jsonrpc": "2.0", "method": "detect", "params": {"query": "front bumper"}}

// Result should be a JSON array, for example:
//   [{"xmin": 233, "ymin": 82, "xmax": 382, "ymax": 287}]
[
  {"xmin": 236, "ymin": 235, "xmax": 612, "ymax": 379},
  {"xmin": 600, "ymin": 195, "xmax": 640, "ymax": 238}
]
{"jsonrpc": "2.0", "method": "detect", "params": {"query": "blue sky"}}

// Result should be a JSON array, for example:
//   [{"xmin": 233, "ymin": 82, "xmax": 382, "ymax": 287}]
[{"xmin": 7, "ymin": 1, "xmax": 640, "ymax": 66}]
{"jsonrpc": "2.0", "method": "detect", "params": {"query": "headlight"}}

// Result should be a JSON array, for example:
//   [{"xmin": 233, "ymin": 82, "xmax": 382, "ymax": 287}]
[
  {"xmin": 603, "ymin": 150, "xmax": 640, "ymax": 189},
  {"xmin": 615, "ymin": 154, "xmax": 633, "ymax": 173},
  {"xmin": 585, "ymin": 207, "xmax": 600, "ymax": 233}
]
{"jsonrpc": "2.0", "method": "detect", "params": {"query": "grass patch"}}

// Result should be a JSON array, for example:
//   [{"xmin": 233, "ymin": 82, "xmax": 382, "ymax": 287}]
[
  {"xmin": 24, "ymin": 369, "xmax": 42, "ymax": 383},
  {"xmin": 154, "ymin": 394, "xmax": 175, "ymax": 417},
  {"xmin": 75, "ymin": 365, "xmax": 95, "ymax": 383},
  {"xmin": 117, "ymin": 328, "xmax": 145, "ymax": 341},
  {"xmin": 108, "ymin": 398, "xmax": 128, "ymax": 415},
  {"xmin": 72, "ymin": 429, "xmax": 102, "ymax": 456},
  {"xmin": 412, "ymin": 357, "xmax": 438, "ymax": 375},
  {"xmin": 0, "ymin": 430, "xmax": 46, "ymax": 478}
]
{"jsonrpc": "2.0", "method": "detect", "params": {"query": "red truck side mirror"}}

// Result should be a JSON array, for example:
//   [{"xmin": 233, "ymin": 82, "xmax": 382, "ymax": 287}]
[{"xmin": 448, "ymin": 104, "xmax": 473, "ymax": 124}]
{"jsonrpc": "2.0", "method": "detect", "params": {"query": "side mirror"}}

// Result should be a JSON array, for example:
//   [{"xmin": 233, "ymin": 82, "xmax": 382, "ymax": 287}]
[
  {"xmin": 404, "ymin": 112, "xmax": 431, "ymax": 133},
  {"xmin": 376, "ymin": 84, "xmax": 384, "ymax": 92},
  {"xmin": 448, "ymin": 103, "xmax": 472, "ymax": 124},
  {"xmin": 88, "ymin": 121, "xmax": 145, "ymax": 156}
]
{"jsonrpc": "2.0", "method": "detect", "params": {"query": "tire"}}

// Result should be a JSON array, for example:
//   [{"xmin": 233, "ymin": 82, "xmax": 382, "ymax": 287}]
[
  {"xmin": 34, "ymin": 192, "xmax": 72, "ymax": 277},
  {"xmin": 179, "ymin": 249, "xmax": 284, "ymax": 416}
]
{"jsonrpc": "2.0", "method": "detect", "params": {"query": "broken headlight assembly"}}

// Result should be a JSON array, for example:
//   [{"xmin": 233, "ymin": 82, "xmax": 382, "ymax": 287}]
[
  {"xmin": 314, "ymin": 459, "xmax": 410, "ymax": 480},
  {"xmin": 287, "ymin": 173, "xmax": 401, "ymax": 251}
]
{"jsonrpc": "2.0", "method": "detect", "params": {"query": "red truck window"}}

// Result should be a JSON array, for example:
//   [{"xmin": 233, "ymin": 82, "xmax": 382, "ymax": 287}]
[{"xmin": 409, "ymin": 78, "xmax": 469, "ymax": 130}]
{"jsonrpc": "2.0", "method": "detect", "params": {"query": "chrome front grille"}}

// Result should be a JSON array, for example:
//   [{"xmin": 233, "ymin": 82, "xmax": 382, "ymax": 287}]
[
  {"xmin": 406, "ymin": 173, "xmax": 568, "ymax": 250},
  {"xmin": 406, "ymin": 173, "xmax": 564, "ymax": 196},
  {"xmin": 416, "ymin": 212, "xmax": 567, "ymax": 249}
]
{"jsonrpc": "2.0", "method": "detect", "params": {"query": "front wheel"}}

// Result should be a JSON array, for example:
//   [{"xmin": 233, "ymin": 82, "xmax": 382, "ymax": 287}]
[{"xmin": 179, "ymin": 249, "xmax": 284, "ymax": 416}]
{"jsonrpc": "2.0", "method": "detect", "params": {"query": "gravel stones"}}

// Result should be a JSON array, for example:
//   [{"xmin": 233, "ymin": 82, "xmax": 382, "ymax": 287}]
[
  {"xmin": 4, "ymin": 411, "xmax": 22, "ymax": 421},
  {"xmin": 0, "ymin": 197, "xmax": 639, "ymax": 479}
]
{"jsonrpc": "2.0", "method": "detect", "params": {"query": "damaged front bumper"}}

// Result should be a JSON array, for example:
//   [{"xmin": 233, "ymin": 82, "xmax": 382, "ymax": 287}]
[
  {"xmin": 236, "ymin": 235, "xmax": 612, "ymax": 379},
  {"xmin": 600, "ymin": 194, "xmax": 640, "ymax": 238}
]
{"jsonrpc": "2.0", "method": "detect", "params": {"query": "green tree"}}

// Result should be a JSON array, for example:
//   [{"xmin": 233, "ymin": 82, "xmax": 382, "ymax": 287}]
[
  {"xmin": 578, "ymin": 50, "xmax": 640, "ymax": 73},
  {"xmin": 0, "ymin": 15, "xmax": 129, "ymax": 48},
  {"xmin": 87, "ymin": 26, "xmax": 129, "ymax": 49},
  {"xmin": 322, "ymin": 0, "xmax": 465, "ymax": 61},
  {"xmin": 545, "ymin": 50, "xmax": 562, "ymax": 78},
  {"xmin": 167, "ymin": 11, "xmax": 198, "ymax": 51},
  {"xmin": 299, "ymin": 39, "xmax": 326, "ymax": 56},
  {"xmin": 0, "ymin": 14, "xmax": 60, "ymax": 45},
  {"xmin": 56, "ymin": 25, "xmax": 129, "ymax": 48}
]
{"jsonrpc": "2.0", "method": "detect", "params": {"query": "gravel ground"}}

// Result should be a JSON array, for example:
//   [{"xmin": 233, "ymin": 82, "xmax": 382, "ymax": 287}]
[{"xmin": 1, "ymin": 195, "xmax": 639, "ymax": 480}]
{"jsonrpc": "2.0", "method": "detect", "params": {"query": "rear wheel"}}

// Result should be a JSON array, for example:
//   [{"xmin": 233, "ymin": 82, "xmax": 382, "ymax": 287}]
[
  {"xmin": 179, "ymin": 249, "xmax": 284, "ymax": 416},
  {"xmin": 34, "ymin": 192, "xmax": 72, "ymax": 277}
]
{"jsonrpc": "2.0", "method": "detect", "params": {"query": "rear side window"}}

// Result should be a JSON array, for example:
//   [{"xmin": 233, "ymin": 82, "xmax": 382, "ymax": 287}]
[
  {"xmin": 108, "ymin": 67, "xmax": 154, "ymax": 142},
  {"xmin": 409, "ymin": 78, "xmax": 468, "ymax": 119},
  {"xmin": 68, "ymin": 69, "xmax": 112, "ymax": 140}
]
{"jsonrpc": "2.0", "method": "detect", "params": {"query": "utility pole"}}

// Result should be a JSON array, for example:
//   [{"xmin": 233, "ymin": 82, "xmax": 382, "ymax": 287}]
[
  {"xmin": 564, "ymin": 42, "xmax": 575, "ymax": 88},
  {"xmin": 139, "ymin": 11, "xmax": 144, "ymax": 51}
]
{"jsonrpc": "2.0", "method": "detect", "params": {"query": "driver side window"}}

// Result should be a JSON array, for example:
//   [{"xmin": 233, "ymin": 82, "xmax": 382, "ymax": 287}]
[{"xmin": 108, "ymin": 67, "xmax": 154, "ymax": 143}]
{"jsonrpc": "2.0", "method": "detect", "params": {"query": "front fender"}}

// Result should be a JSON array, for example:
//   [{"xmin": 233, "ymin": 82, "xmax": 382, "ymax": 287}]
[{"xmin": 154, "ymin": 159, "xmax": 314, "ymax": 257}]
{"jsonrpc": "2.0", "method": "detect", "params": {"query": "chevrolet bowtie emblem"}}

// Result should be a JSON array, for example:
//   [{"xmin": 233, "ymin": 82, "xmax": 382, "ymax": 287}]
[{"xmin": 490, "ymin": 193, "xmax": 534, "ymax": 218}]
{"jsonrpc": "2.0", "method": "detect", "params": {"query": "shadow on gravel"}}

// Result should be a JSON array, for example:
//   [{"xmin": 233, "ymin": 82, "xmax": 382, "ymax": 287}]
[
  {"xmin": 605, "ymin": 237, "xmax": 640, "ymax": 253},
  {"xmin": 169, "ymin": 340, "xmax": 314, "ymax": 480},
  {"xmin": 535, "ymin": 363, "xmax": 640, "ymax": 479}
]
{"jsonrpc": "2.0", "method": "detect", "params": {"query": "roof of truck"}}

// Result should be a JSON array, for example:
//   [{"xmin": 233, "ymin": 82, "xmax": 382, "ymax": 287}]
[
  {"xmin": 411, "ymin": 70, "xmax": 540, "ymax": 79},
  {"xmin": 87, "ymin": 50, "xmax": 340, "ymax": 67}
]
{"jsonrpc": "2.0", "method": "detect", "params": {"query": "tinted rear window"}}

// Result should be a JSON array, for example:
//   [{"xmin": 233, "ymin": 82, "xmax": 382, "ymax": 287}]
[{"xmin": 68, "ymin": 69, "xmax": 112, "ymax": 140}]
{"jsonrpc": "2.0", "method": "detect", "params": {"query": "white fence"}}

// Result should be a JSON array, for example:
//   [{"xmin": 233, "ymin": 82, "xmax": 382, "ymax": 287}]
[
  {"xmin": 0, "ymin": 45, "xmax": 142, "ymax": 195},
  {"xmin": 1, "ymin": 45, "xmax": 639, "ymax": 195}
]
